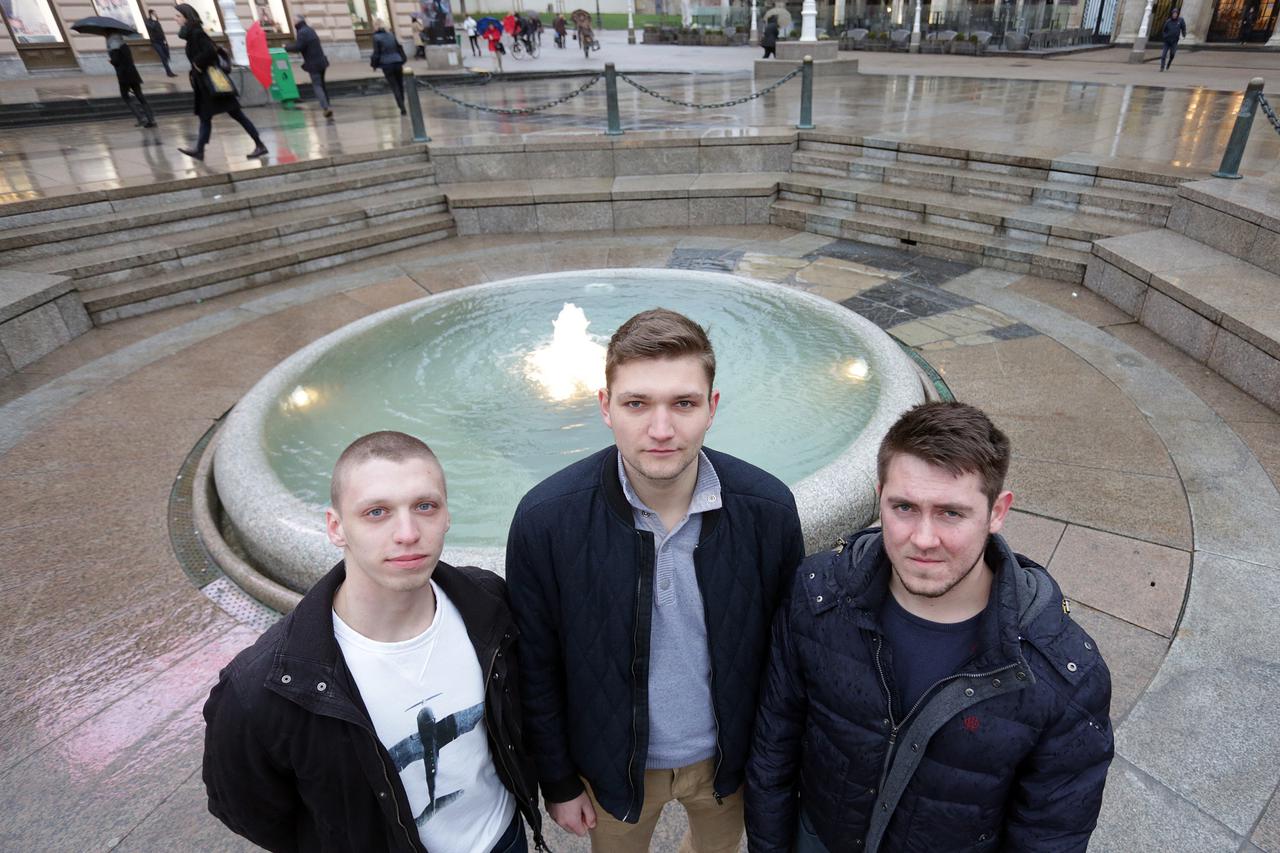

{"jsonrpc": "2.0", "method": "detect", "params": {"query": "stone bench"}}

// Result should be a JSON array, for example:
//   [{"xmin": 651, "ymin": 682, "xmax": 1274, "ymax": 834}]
[{"xmin": 0, "ymin": 270, "xmax": 91, "ymax": 376}]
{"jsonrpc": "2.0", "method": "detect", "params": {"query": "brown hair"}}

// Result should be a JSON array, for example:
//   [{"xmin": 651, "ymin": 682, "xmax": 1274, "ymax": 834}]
[
  {"xmin": 876, "ymin": 402, "xmax": 1011, "ymax": 507},
  {"xmin": 330, "ymin": 430, "xmax": 442, "ymax": 509},
  {"xmin": 604, "ymin": 308, "xmax": 716, "ymax": 392}
]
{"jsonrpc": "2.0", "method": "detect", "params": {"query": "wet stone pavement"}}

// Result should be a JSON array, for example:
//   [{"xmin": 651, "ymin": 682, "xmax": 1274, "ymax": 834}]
[{"xmin": 2, "ymin": 220, "xmax": 1279, "ymax": 849}]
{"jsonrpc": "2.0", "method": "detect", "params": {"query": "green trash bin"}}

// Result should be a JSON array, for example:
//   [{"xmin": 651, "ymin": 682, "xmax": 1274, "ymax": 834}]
[{"xmin": 268, "ymin": 47, "xmax": 300, "ymax": 105}]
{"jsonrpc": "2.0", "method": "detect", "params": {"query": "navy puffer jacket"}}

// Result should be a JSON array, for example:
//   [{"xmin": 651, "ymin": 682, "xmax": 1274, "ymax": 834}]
[
  {"xmin": 746, "ymin": 528, "xmax": 1113, "ymax": 853},
  {"xmin": 506, "ymin": 446, "xmax": 805, "ymax": 822}
]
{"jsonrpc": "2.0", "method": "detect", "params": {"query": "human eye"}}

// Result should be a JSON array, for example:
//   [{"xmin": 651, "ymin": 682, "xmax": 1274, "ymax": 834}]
[
  {"xmin": 625, "ymin": 400, "xmax": 644, "ymax": 409},
  {"xmin": 415, "ymin": 501, "xmax": 437, "ymax": 512},
  {"xmin": 892, "ymin": 503, "xmax": 914, "ymax": 514},
  {"xmin": 365, "ymin": 507, "xmax": 386, "ymax": 518},
  {"xmin": 674, "ymin": 400, "xmax": 695, "ymax": 409}
]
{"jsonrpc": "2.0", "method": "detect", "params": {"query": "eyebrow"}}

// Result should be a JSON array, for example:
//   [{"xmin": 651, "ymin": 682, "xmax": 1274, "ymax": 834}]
[
  {"xmin": 356, "ymin": 493, "xmax": 443, "ymax": 508},
  {"xmin": 884, "ymin": 495, "xmax": 976, "ymax": 513},
  {"xmin": 615, "ymin": 390, "xmax": 704, "ymax": 400}
]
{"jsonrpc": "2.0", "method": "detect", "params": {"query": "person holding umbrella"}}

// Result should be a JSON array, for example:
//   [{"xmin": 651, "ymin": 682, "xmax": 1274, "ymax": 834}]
[
  {"xmin": 284, "ymin": 15, "xmax": 332, "ymax": 118},
  {"xmin": 174, "ymin": 3, "xmax": 268, "ymax": 161},
  {"xmin": 145, "ymin": 10, "xmax": 178, "ymax": 77},
  {"xmin": 107, "ymin": 32, "xmax": 157, "ymax": 127}
]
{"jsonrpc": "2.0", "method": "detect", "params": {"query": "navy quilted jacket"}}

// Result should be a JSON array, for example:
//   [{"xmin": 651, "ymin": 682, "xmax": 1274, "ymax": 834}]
[
  {"xmin": 506, "ymin": 446, "xmax": 806, "ymax": 822},
  {"xmin": 746, "ymin": 528, "xmax": 1114, "ymax": 853}
]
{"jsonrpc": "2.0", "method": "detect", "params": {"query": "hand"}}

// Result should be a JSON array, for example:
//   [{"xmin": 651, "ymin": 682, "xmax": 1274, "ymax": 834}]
[{"xmin": 548, "ymin": 792, "xmax": 597, "ymax": 837}]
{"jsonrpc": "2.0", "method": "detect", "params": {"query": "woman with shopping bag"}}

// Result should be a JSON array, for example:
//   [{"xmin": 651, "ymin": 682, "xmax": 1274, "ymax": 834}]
[{"xmin": 175, "ymin": 3, "xmax": 268, "ymax": 161}]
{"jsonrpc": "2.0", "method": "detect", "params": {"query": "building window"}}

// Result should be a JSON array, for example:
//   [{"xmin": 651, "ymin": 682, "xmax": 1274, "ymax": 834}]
[
  {"xmin": 1, "ymin": 0, "xmax": 66, "ymax": 43},
  {"xmin": 92, "ymin": 0, "xmax": 148, "ymax": 35},
  {"xmin": 350, "ymin": 0, "xmax": 391, "ymax": 31},
  {"xmin": 185, "ymin": 0, "xmax": 225, "ymax": 32},
  {"xmin": 251, "ymin": 0, "xmax": 291, "ymax": 33}
]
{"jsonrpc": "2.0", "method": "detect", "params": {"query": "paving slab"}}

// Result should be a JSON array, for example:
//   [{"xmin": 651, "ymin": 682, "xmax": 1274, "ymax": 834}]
[
  {"xmin": 1068, "ymin": 603, "xmax": 1168, "ymax": 725},
  {"xmin": 1116, "ymin": 551, "xmax": 1280, "ymax": 838},
  {"xmin": 1047, "ymin": 524, "xmax": 1190, "ymax": 638},
  {"xmin": 1093, "ymin": 758, "xmax": 1243, "ymax": 853},
  {"xmin": 998, "ymin": 508, "xmax": 1065, "ymax": 567}
]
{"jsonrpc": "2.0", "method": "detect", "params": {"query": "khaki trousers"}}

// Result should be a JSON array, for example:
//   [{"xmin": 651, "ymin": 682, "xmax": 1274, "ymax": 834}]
[{"xmin": 584, "ymin": 758, "xmax": 744, "ymax": 853}]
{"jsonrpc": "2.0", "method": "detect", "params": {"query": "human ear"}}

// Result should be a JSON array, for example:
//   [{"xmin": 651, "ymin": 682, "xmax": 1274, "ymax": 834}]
[
  {"xmin": 325, "ymin": 507, "xmax": 348, "ymax": 549},
  {"xmin": 987, "ymin": 490, "xmax": 1014, "ymax": 534}
]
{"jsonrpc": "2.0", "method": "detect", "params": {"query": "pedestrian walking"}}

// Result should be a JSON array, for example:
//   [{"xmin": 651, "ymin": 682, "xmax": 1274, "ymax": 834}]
[
  {"xmin": 1159, "ymin": 7, "xmax": 1186, "ymax": 70},
  {"xmin": 1240, "ymin": 4, "xmax": 1257, "ymax": 42},
  {"xmin": 464, "ymin": 14, "xmax": 480, "ymax": 55},
  {"xmin": 107, "ymin": 33, "xmax": 156, "ymax": 127},
  {"xmin": 483, "ymin": 23, "xmax": 504, "ymax": 71},
  {"xmin": 761, "ymin": 18, "xmax": 779, "ymax": 58},
  {"xmin": 553, "ymin": 13, "xmax": 567, "ymax": 47},
  {"xmin": 144, "ymin": 9, "xmax": 177, "ymax": 77},
  {"xmin": 746, "ymin": 402, "xmax": 1114, "ymax": 853},
  {"xmin": 506, "ymin": 309, "xmax": 805, "ymax": 853},
  {"xmin": 284, "ymin": 16, "xmax": 332, "ymax": 118},
  {"xmin": 175, "ymin": 3, "xmax": 267, "ymax": 161},
  {"xmin": 411, "ymin": 12, "xmax": 426, "ymax": 58},
  {"xmin": 370, "ymin": 20, "xmax": 407, "ymax": 115}
]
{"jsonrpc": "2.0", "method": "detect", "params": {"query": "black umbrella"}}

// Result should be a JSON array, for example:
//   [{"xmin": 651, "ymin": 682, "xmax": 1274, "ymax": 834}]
[{"xmin": 70, "ymin": 16, "xmax": 139, "ymax": 36}]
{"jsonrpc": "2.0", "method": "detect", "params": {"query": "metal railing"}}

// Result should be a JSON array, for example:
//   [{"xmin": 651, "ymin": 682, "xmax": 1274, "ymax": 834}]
[
  {"xmin": 1214, "ymin": 78, "xmax": 1276, "ymax": 180},
  {"xmin": 402, "ymin": 59, "xmax": 817, "ymax": 136}
]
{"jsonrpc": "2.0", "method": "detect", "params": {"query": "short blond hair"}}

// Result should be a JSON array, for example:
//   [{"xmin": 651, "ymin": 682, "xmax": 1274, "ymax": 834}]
[{"xmin": 330, "ymin": 431, "xmax": 442, "ymax": 509}]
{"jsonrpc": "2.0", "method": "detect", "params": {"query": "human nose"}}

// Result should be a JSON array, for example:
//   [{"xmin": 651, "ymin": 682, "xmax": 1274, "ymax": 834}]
[
  {"xmin": 393, "ymin": 511, "xmax": 421, "ymax": 544},
  {"xmin": 648, "ymin": 407, "xmax": 676, "ymax": 441},
  {"xmin": 910, "ymin": 516, "xmax": 940, "ymax": 550}
]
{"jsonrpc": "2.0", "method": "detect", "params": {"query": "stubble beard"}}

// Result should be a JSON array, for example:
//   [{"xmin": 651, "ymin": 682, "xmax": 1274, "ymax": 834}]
[{"xmin": 892, "ymin": 545, "xmax": 987, "ymax": 601}]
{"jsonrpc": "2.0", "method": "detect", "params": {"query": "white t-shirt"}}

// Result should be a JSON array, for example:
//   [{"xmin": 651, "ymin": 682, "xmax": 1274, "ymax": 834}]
[
  {"xmin": 334, "ymin": 582, "xmax": 515, "ymax": 853},
  {"xmin": 464, "ymin": 17, "xmax": 478, "ymax": 36}
]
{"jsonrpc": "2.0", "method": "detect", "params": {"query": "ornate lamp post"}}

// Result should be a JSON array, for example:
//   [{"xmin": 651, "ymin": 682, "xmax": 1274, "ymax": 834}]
[
  {"xmin": 800, "ymin": 0, "xmax": 817, "ymax": 40},
  {"xmin": 627, "ymin": 0, "xmax": 636, "ymax": 43},
  {"xmin": 909, "ymin": 0, "xmax": 922, "ymax": 51},
  {"xmin": 751, "ymin": 0, "xmax": 758, "ymax": 41},
  {"xmin": 1128, "ymin": 0, "xmax": 1154, "ymax": 62},
  {"xmin": 219, "ymin": 0, "xmax": 250, "ymax": 66}
]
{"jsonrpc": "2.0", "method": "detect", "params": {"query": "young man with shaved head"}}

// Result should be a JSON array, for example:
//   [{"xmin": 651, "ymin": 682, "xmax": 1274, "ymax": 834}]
[
  {"xmin": 506, "ymin": 308, "xmax": 806, "ymax": 853},
  {"xmin": 746, "ymin": 401, "xmax": 1114, "ymax": 853},
  {"xmin": 203, "ymin": 431, "xmax": 544, "ymax": 853}
]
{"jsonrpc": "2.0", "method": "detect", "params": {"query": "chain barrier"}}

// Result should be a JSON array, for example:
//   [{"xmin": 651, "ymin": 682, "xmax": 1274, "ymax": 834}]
[
  {"xmin": 1259, "ymin": 93, "xmax": 1280, "ymax": 135},
  {"xmin": 615, "ymin": 67, "xmax": 802, "ymax": 110},
  {"xmin": 412, "ymin": 73, "xmax": 603, "ymax": 115}
]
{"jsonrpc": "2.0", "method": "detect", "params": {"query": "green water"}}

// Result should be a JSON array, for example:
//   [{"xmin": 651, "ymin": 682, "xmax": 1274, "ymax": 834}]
[{"xmin": 264, "ymin": 272, "xmax": 886, "ymax": 546}]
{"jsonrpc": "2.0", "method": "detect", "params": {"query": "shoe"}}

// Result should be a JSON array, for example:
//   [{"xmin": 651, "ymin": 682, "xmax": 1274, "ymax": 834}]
[
  {"xmin": 324, "ymin": 108, "xmax": 333, "ymax": 118},
  {"xmin": 178, "ymin": 146, "xmax": 204, "ymax": 161},
  {"xmin": 399, "ymin": 107, "xmax": 407, "ymax": 115},
  {"xmin": 246, "ymin": 144, "xmax": 269, "ymax": 159},
  {"xmin": 166, "ymin": 72, "xmax": 178, "ymax": 77},
  {"xmin": 143, "ymin": 120, "xmax": 157, "ymax": 128}
]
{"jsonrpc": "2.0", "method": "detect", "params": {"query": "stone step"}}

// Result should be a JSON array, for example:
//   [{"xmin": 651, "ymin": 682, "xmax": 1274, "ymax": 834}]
[
  {"xmin": 0, "ymin": 144, "xmax": 432, "ymax": 232},
  {"xmin": 771, "ymin": 198, "xmax": 1089, "ymax": 282},
  {"xmin": 790, "ymin": 150, "xmax": 1173, "ymax": 225},
  {"xmin": 15, "ymin": 188, "xmax": 449, "ymax": 287},
  {"xmin": 0, "ymin": 163, "xmax": 439, "ymax": 263},
  {"xmin": 83, "ymin": 212, "xmax": 455, "ymax": 324},
  {"xmin": 1087, "ymin": 228, "xmax": 1280, "ymax": 412},
  {"xmin": 778, "ymin": 173, "xmax": 1149, "ymax": 251}
]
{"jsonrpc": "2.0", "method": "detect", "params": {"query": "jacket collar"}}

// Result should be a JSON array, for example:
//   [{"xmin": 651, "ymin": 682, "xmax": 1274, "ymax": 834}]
[
  {"xmin": 265, "ymin": 560, "xmax": 509, "ymax": 720},
  {"xmin": 808, "ymin": 528, "xmax": 1040, "ymax": 668},
  {"xmin": 600, "ymin": 445, "xmax": 723, "ymax": 543}
]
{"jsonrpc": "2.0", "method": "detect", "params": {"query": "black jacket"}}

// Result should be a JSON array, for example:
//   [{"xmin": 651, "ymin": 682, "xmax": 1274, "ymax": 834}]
[
  {"xmin": 109, "ymin": 42, "xmax": 142, "ymax": 87},
  {"xmin": 203, "ymin": 561, "xmax": 544, "ymax": 853},
  {"xmin": 145, "ymin": 17, "xmax": 167, "ymax": 45},
  {"xmin": 370, "ymin": 29, "xmax": 405, "ymax": 69},
  {"xmin": 181, "ymin": 23, "xmax": 237, "ymax": 117},
  {"xmin": 762, "ymin": 21, "xmax": 780, "ymax": 47},
  {"xmin": 506, "ymin": 446, "xmax": 806, "ymax": 822},
  {"xmin": 1161, "ymin": 16, "xmax": 1187, "ymax": 43},
  {"xmin": 746, "ymin": 528, "xmax": 1114, "ymax": 853},
  {"xmin": 285, "ymin": 22, "xmax": 329, "ymax": 73}
]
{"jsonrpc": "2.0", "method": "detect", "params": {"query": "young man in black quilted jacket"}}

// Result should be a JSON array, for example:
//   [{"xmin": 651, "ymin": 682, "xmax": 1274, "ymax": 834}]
[
  {"xmin": 506, "ymin": 309, "xmax": 806, "ymax": 852},
  {"xmin": 746, "ymin": 402, "xmax": 1114, "ymax": 853}
]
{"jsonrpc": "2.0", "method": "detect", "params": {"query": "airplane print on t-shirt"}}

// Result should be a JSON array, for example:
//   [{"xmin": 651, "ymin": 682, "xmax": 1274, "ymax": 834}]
[{"xmin": 387, "ymin": 701, "xmax": 485, "ymax": 825}]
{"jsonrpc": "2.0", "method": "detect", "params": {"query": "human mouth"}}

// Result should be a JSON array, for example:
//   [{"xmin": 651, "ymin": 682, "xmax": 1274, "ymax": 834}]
[{"xmin": 387, "ymin": 554, "xmax": 429, "ymax": 568}]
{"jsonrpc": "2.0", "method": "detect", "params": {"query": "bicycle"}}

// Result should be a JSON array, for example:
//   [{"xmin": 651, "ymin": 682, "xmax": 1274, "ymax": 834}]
[
  {"xmin": 577, "ymin": 27, "xmax": 600, "ymax": 57},
  {"xmin": 510, "ymin": 33, "xmax": 540, "ymax": 58}
]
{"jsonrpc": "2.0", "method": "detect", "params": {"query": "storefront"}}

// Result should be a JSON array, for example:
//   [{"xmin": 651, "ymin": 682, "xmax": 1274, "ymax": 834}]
[{"xmin": 1, "ymin": 0, "xmax": 77, "ymax": 68}]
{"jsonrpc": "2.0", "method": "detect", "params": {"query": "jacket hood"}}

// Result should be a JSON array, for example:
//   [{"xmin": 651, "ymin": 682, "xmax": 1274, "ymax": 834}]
[{"xmin": 802, "ymin": 527, "xmax": 1058, "ymax": 669}]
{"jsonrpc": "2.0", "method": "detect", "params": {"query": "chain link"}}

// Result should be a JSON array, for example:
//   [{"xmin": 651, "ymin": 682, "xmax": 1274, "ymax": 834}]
[
  {"xmin": 1258, "ymin": 93, "xmax": 1280, "ymax": 136},
  {"xmin": 616, "ymin": 68, "xmax": 802, "ymax": 110},
  {"xmin": 412, "ymin": 74, "xmax": 603, "ymax": 115}
]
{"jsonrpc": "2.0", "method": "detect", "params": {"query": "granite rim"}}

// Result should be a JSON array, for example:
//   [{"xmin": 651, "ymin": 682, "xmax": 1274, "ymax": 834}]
[{"xmin": 212, "ymin": 268, "xmax": 927, "ymax": 594}]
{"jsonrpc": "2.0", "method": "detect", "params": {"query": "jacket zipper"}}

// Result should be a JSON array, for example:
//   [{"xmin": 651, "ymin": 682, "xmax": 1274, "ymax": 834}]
[
  {"xmin": 694, "ymin": 544, "xmax": 726, "ymax": 805},
  {"xmin": 623, "ymin": 530, "xmax": 648, "ymax": 822},
  {"xmin": 872, "ymin": 635, "xmax": 1018, "ymax": 795},
  {"xmin": 365, "ymin": 728, "xmax": 421, "ymax": 852}
]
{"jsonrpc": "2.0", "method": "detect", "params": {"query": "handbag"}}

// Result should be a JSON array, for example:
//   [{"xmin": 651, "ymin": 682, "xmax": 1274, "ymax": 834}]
[{"xmin": 206, "ymin": 65, "xmax": 237, "ymax": 96}]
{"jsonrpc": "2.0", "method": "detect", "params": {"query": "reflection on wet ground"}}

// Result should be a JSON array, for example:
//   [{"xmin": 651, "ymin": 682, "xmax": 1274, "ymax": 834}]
[{"xmin": 2, "ymin": 67, "xmax": 1276, "ymax": 203}]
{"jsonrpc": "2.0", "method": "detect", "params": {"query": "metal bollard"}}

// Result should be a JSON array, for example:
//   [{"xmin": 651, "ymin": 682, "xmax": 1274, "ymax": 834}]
[
  {"xmin": 1213, "ymin": 77, "xmax": 1264, "ymax": 180},
  {"xmin": 403, "ymin": 67, "xmax": 431, "ymax": 144},
  {"xmin": 605, "ymin": 63, "xmax": 623, "ymax": 136},
  {"xmin": 797, "ymin": 56, "xmax": 815, "ymax": 131}
]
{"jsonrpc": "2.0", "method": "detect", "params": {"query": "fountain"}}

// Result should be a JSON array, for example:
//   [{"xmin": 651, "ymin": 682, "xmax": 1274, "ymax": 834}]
[{"xmin": 213, "ymin": 270, "xmax": 927, "ymax": 592}]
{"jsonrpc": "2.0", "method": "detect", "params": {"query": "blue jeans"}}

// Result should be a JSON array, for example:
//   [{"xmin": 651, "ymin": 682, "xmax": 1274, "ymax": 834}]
[
  {"xmin": 1160, "ymin": 40, "xmax": 1178, "ymax": 68},
  {"xmin": 794, "ymin": 809, "xmax": 831, "ymax": 853},
  {"xmin": 491, "ymin": 811, "xmax": 527, "ymax": 853}
]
